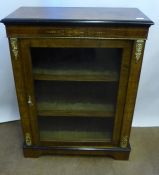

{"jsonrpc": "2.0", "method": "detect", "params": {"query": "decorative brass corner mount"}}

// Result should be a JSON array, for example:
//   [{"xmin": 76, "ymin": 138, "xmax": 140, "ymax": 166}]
[
  {"xmin": 120, "ymin": 136, "xmax": 128, "ymax": 148},
  {"xmin": 25, "ymin": 133, "xmax": 32, "ymax": 146},
  {"xmin": 135, "ymin": 40, "xmax": 144, "ymax": 62},
  {"xmin": 10, "ymin": 38, "xmax": 18, "ymax": 60}
]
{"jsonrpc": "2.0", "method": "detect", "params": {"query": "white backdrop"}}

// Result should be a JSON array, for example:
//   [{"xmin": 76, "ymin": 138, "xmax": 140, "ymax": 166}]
[{"xmin": 0, "ymin": 1, "xmax": 159, "ymax": 126}]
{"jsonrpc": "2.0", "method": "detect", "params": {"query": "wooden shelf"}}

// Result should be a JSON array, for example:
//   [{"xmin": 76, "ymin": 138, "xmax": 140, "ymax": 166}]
[
  {"xmin": 39, "ymin": 117, "xmax": 113, "ymax": 142},
  {"xmin": 33, "ymin": 69, "xmax": 119, "ymax": 82},
  {"xmin": 35, "ymin": 81, "xmax": 117, "ymax": 117},
  {"xmin": 37, "ymin": 102, "xmax": 114, "ymax": 117},
  {"xmin": 40, "ymin": 130, "xmax": 111, "ymax": 142},
  {"xmin": 34, "ymin": 69, "xmax": 119, "ymax": 82},
  {"xmin": 31, "ymin": 48, "xmax": 121, "ymax": 82}
]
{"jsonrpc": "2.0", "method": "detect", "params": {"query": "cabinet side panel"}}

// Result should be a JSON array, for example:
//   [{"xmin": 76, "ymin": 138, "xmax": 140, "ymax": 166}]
[
  {"xmin": 120, "ymin": 40, "xmax": 146, "ymax": 148},
  {"xmin": 112, "ymin": 42, "xmax": 133, "ymax": 145},
  {"xmin": 19, "ymin": 39, "xmax": 40, "ymax": 145},
  {"xmin": 9, "ymin": 38, "xmax": 33, "ymax": 145}
]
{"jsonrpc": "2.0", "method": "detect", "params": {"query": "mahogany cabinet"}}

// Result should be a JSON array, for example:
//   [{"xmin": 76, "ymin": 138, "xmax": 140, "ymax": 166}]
[{"xmin": 1, "ymin": 7, "xmax": 153, "ymax": 160}]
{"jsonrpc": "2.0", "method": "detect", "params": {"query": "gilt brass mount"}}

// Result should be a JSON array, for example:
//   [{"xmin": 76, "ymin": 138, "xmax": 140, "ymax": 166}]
[
  {"xmin": 135, "ymin": 40, "xmax": 144, "ymax": 62},
  {"xmin": 25, "ymin": 133, "xmax": 32, "ymax": 146},
  {"xmin": 10, "ymin": 38, "xmax": 18, "ymax": 60},
  {"xmin": 120, "ymin": 136, "xmax": 128, "ymax": 148}
]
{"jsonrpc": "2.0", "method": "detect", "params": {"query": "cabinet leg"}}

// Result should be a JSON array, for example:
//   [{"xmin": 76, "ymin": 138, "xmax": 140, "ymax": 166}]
[
  {"xmin": 23, "ymin": 145, "xmax": 40, "ymax": 158},
  {"xmin": 111, "ymin": 152, "xmax": 130, "ymax": 160}
]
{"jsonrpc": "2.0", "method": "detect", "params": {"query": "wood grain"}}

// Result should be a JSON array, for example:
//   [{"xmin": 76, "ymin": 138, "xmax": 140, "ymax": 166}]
[
  {"xmin": 3, "ymin": 7, "xmax": 153, "ymax": 159},
  {"xmin": 6, "ymin": 25, "xmax": 149, "ymax": 39}
]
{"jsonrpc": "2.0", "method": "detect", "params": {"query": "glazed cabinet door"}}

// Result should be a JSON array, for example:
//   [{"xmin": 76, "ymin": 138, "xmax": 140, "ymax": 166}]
[{"xmin": 16, "ymin": 38, "xmax": 133, "ymax": 147}]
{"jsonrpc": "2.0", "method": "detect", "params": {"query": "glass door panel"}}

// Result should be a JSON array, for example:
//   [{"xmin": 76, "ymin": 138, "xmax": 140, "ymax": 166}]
[
  {"xmin": 20, "ymin": 38, "xmax": 131, "ymax": 146},
  {"xmin": 31, "ymin": 48, "xmax": 122, "ymax": 82},
  {"xmin": 30, "ymin": 47, "xmax": 122, "ymax": 144},
  {"xmin": 39, "ymin": 116, "xmax": 114, "ymax": 142}
]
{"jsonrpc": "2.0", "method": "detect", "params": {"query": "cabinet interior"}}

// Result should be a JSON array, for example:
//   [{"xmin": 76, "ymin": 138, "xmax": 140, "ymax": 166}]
[
  {"xmin": 30, "ymin": 47, "xmax": 122, "ymax": 143},
  {"xmin": 39, "ymin": 116, "xmax": 114, "ymax": 142},
  {"xmin": 31, "ymin": 48, "xmax": 122, "ymax": 81}
]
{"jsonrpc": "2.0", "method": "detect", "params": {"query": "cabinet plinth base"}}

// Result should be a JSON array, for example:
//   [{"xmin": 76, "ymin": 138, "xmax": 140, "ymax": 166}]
[{"xmin": 23, "ymin": 144, "xmax": 131, "ymax": 160}]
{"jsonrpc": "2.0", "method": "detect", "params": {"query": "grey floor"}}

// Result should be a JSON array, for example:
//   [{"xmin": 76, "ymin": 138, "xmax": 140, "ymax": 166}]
[{"xmin": 0, "ymin": 121, "xmax": 159, "ymax": 175}]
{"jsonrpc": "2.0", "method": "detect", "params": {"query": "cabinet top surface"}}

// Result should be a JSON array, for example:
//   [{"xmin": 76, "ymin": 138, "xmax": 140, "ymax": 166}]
[{"xmin": 1, "ymin": 7, "xmax": 153, "ymax": 26}]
